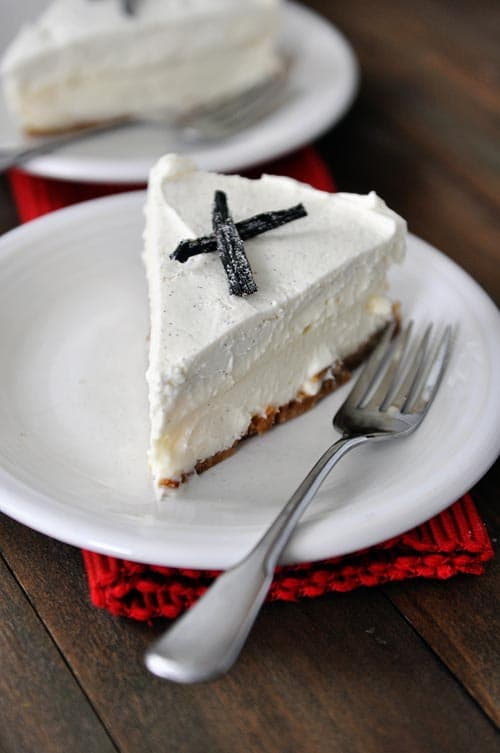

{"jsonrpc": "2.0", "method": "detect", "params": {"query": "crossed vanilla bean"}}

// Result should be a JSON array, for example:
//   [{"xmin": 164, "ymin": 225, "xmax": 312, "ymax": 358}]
[{"xmin": 171, "ymin": 203, "xmax": 307, "ymax": 263}]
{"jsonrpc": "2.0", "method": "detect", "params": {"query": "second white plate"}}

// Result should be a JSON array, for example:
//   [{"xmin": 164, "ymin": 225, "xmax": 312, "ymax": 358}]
[
  {"xmin": 0, "ymin": 191, "xmax": 499, "ymax": 568},
  {"xmin": 0, "ymin": 2, "xmax": 359, "ymax": 183}
]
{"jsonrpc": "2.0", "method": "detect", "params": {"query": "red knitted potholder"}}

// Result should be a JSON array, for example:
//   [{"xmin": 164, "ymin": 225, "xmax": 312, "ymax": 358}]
[
  {"xmin": 81, "ymin": 496, "xmax": 493, "ymax": 621},
  {"xmin": 8, "ymin": 145, "xmax": 334, "ymax": 222}
]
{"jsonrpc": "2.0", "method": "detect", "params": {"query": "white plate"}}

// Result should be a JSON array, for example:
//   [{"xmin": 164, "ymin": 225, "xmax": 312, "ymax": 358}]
[
  {"xmin": 0, "ymin": 1, "xmax": 359, "ymax": 183},
  {"xmin": 0, "ymin": 191, "xmax": 499, "ymax": 569}
]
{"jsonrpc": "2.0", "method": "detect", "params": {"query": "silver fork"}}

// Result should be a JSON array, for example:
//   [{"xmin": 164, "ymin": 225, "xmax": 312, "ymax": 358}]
[
  {"xmin": 144, "ymin": 321, "xmax": 453, "ymax": 683},
  {"xmin": 0, "ymin": 71, "xmax": 287, "ymax": 173}
]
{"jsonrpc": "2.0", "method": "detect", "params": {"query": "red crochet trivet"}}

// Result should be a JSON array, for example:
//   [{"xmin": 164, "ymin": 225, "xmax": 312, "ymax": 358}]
[
  {"xmin": 81, "ymin": 496, "xmax": 492, "ymax": 621},
  {"xmin": 8, "ymin": 149, "xmax": 493, "ymax": 622},
  {"xmin": 8, "ymin": 145, "xmax": 334, "ymax": 221}
]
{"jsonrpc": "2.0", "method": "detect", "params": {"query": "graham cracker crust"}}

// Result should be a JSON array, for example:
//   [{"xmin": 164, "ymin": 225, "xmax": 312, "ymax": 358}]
[
  {"xmin": 25, "ymin": 119, "xmax": 118, "ymax": 137},
  {"xmin": 159, "ymin": 312, "xmax": 400, "ymax": 489}
]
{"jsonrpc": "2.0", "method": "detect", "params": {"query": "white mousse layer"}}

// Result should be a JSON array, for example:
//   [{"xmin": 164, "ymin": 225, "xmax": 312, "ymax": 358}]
[
  {"xmin": 1, "ymin": 0, "xmax": 281, "ymax": 132},
  {"xmin": 143, "ymin": 155, "xmax": 406, "ymax": 488}
]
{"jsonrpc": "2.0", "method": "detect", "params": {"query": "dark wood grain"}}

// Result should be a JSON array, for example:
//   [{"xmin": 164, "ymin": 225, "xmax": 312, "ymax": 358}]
[
  {"xmin": 311, "ymin": 0, "xmax": 500, "ymax": 302},
  {"xmin": 473, "ymin": 464, "xmax": 500, "ymax": 531},
  {"xmin": 0, "ymin": 1, "xmax": 499, "ymax": 750},
  {"xmin": 305, "ymin": 2, "xmax": 500, "ymax": 731},
  {"xmin": 385, "ymin": 552, "xmax": 500, "ymax": 728},
  {"xmin": 380, "ymin": 474, "xmax": 500, "ymax": 729},
  {"xmin": 0, "ymin": 176, "xmax": 17, "ymax": 235},
  {"xmin": 1, "ymin": 514, "xmax": 499, "ymax": 753},
  {"xmin": 0, "ymin": 555, "xmax": 117, "ymax": 753}
]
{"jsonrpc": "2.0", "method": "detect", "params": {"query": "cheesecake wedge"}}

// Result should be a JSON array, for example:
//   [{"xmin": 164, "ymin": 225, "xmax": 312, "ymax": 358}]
[
  {"xmin": 1, "ymin": 0, "xmax": 281, "ymax": 134},
  {"xmin": 143, "ymin": 155, "xmax": 406, "ymax": 491}
]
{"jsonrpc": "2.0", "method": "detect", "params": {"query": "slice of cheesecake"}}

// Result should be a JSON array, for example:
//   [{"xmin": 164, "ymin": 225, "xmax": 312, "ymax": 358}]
[
  {"xmin": 1, "ymin": 0, "xmax": 281, "ymax": 134},
  {"xmin": 143, "ymin": 154, "xmax": 406, "ymax": 491}
]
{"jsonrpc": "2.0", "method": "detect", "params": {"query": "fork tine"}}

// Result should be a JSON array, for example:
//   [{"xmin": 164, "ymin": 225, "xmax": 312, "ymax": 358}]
[
  {"xmin": 343, "ymin": 321, "xmax": 397, "ymax": 409},
  {"xmin": 213, "ymin": 84, "xmax": 284, "ymax": 131},
  {"xmin": 215, "ymin": 71, "xmax": 283, "ymax": 116},
  {"xmin": 187, "ymin": 73, "xmax": 284, "ymax": 136},
  {"xmin": 362, "ymin": 322, "xmax": 413, "ymax": 409},
  {"xmin": 387, "ymin": 324, "xmax": 433, "ymax": 412},
  {"xmin": 217, "ymin": 76, "xmax": 283, "ymax": 120},
  {"xmin": 404, "ymin": 325, "xmax": 453, "ymax": 414}
]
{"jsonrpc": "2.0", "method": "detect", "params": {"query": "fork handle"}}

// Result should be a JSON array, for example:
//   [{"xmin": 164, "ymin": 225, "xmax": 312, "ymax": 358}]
[{"xmin": 145, "ymin": 434, "xmax": 368, "ymax": 683}]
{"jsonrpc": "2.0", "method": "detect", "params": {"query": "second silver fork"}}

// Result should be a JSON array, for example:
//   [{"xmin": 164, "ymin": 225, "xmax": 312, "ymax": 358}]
[
  {"xmin": 0, "ymin": 70, "xmax": 288, "ymax": 173},
  {"xmin": 145, "ymin": 321, "xmax": 453, "ymax": 684}
]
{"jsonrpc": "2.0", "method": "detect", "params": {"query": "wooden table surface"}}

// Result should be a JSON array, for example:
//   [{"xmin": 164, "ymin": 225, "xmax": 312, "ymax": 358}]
[{"xmin": 0, "ymin": 2, "xmax": 499, "ymax": 751}]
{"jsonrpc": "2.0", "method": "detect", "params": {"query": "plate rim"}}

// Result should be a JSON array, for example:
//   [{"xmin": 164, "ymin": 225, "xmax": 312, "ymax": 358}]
[
  {"xmin": 0, "ymin": 1, "xmax": 360, "ymax": 184},
  {"xmin": 0, "ymin": 191, "xmax": 499, "ymax": 568}
]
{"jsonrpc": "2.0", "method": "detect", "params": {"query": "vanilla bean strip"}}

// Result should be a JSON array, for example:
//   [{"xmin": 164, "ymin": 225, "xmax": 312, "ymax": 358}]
[
  {"xmin": 171, "ymin": 203, "xmax": 307, "ymax": 262},
  {"xmin": 213, "ymin": 190, "xmax": 258, "ymax": 297},
  {"xmin": 238, "ymin": 204, "xmax": 307, "ymax": 239}
]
